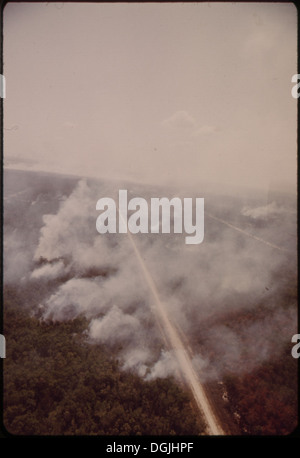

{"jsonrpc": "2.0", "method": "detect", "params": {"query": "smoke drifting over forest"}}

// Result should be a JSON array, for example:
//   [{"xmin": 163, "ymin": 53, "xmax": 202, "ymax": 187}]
[{"xmin": 4, "ymin": 170, "xmax": 297, "ymax": 383}]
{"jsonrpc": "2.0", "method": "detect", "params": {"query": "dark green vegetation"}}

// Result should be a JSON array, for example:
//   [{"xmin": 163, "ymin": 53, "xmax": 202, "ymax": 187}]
[
  {"xmin": 223, "ymin": 344, "xmax": 298, "ymax": 435},
  {"xmin": 3, "ymin": 286, "xmax": 205, "ymax": 436}
]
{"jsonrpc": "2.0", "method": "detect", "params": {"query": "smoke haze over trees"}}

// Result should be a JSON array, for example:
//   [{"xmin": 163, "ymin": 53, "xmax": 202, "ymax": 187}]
[{"xmin": 3, "ymin": 169, "xmax": 297, "ymax": 435}]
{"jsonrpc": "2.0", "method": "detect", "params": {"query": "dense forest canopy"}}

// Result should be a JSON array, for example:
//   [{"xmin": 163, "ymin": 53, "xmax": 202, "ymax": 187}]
[{"xmin": 4, "ymin": 286, "xmax": 204, "ymax": 436}]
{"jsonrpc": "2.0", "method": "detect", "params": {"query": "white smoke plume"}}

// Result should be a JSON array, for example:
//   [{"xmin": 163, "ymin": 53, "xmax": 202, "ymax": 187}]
[
  {"xmin": 33, "ymin": 180, "xmax": 96, "ymax": 265},
  {"xmin": 89, "ymin": 305, "xmax": 141, "ymax": 344},
  {"xmin": 42, "ymin": 278, "xmax": 108, "ymax": 321},
  {"xmin": 146, "ymin": 350, "xmax": 179, "ymax": 381},
  {"xmin": 241, "ymin": 201, "xmax": 290, "ymax": 219},
  {"xmin": 31, "ymin": 260, "xmax": 66, "ymax": 280},
  {"xmin": 121, "ymin": 348, "xmax": 152, "ymax": 377}
]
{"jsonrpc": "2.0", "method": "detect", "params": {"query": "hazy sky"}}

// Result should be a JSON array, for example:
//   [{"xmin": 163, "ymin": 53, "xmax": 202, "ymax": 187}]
[{"xmin": 3, "ymin": 2, "xmax": 297, "ymax": 192}]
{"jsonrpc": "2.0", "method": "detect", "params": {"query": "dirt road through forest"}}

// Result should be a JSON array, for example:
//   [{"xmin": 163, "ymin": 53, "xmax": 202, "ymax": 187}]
[{"xmin": 124, "ymin": 227, "xmax": 224, "ymax": 435}]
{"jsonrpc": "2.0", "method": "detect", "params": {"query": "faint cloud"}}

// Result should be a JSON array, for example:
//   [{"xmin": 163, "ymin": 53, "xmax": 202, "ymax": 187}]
[
  {"xmin": 162, "ymin": 110, "xmax": 218, "ymax": 139},
  {"xmin": 241, "ymin": 201, "xmax": 288, "ymax": 220},
  {"xmin": 193, "ymin": 124, "xmax": 219, "ymax": 137},
  {"xmin": 162, "ymin": 110, "xmax": 196, "ymax": 130}
]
